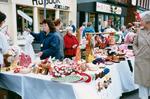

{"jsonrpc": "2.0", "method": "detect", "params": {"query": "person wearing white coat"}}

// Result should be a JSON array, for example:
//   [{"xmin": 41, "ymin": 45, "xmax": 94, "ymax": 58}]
[{"xmin": 0, "ymin": 11, "xmax": 9, "ymax": 66}]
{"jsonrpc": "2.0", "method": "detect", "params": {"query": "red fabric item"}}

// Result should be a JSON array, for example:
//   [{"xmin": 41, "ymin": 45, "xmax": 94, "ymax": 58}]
[
  {"xmin": 19, "ymin": 53, "xmax": 31, "ymax": 67},
  {"xmin": 64, "ymin": 33, "xmax": 79, "ymax": 56}
]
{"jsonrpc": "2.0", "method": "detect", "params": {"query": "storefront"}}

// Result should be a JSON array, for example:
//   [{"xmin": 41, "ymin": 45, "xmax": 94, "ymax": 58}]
[
  {"xmin": 77, "ymin": 2, "xmax": 127, "ymax": 32},
  {"xmin": 0, "ymin": 0, "xmax": 77, "ymax": 44}
]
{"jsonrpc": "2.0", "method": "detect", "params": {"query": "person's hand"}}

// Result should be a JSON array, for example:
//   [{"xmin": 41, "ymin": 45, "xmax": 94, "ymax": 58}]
[
  {"xmin": 72, "ymin": 44, "xmax": 78, "ymax": 49},
  {"xmin": 24, "ymin": 28, "xmax": 31, "ymax": 33},
  {"xmin": 38, "ymin": 52, "xmax": 43, "ymax": 57}
]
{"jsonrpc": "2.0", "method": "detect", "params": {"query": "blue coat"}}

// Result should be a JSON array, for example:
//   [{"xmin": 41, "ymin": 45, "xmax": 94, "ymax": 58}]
[
  {"xmin": 31, "ymin": 31, "xmax": 64, "ymax": 60},
  {"xmin": 82, "ymin": 27, "xmax": 95, "ymax": 37}
]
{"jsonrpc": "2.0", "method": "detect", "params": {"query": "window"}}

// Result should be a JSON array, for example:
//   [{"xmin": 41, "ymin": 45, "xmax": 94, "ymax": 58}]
[
  {"xmin": 16, "ymin": 5, "xmax": 33, "ymax": 35},
  {"xmin": 60, "ymin": 11, "xmax": 69, "ymax": 28},
  {"xmin": 89, "ymin": 13, "xmax": 95, "ymax": 27}
]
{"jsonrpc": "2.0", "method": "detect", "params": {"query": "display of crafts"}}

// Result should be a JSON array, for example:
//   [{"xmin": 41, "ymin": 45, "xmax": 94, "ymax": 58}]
[
  {"xmin": 1, "ymin": 42, "xmax": 134, "ymax": 85},
  {"xmin": 31, "ymin": 58, "xmax": 110, "ymax": 83},
  {"xmin": 93, "ymin": 44, "xmax": 129, "ymax": 65},
  {"xmin": 2, "ymin": 50, "xmax": 111, "ymax": 83}
]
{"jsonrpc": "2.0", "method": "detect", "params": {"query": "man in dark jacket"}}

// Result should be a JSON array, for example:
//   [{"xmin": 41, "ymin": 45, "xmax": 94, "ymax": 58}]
[{"xmin": 30, "ymin": 20, "xmax": 64, "ymax": 60}]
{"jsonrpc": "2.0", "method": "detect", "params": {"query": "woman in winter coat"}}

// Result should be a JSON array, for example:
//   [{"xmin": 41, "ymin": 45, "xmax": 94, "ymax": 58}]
[
  {"xmin": 64, "ymin": 26, "xmax": 79, "ymax": 59},
  {"xmin": 133, "ymin": 11, "xmax": 150, "ymax": 99},
  {"xmin": 30, "ymin": 20, "xmax": 64, "ymax": 60}
]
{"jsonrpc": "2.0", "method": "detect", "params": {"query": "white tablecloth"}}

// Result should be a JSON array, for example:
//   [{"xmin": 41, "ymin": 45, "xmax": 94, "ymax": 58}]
[{"xmin": 0, "ymin": 58, "xmax": 137, "ymax": 99}]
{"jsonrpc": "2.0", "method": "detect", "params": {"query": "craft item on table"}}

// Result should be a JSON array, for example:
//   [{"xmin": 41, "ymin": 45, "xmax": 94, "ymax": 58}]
[
  {"xmin": 61, "ymin": 58, "xmax": 74, "ymax": 65},
  {"xmin": 107, "ymin": 32, "xmax": 116, "ymax": 45},
  {"xmin": 13, "ymin": 63, "xmax": 34, "ymax": 74},
  {"xmin": 95, "ymin": 68, "xmax": 110, "ymax": 80},
  {"xmin": 118, "ymin": 44, "xmax": 128, "ymax": 51},
  {"xmin": 86, "ymin": 63, "xmax": 99, "ymax": 71},
  {"xmin": 86, "ymin": 53, "xmax": 95, "ymax": 63},
  {"xmin": 3, "ymin": 47, "xmax": 21, "ymax": 71},
  {"xmin": 14, "ymin": 67, "xmax": 21, "ymax": 73},
  {"xmin": 105, "ymin": 56, "xmax": 113, "ymax": 62},
  {"xmin": 117, "ymin": 51, "xmax": 126, "ymax": 56},
  {"xmin": 33, "ymin": 66, "xmax": 42, "ymax": 74},
  {"xmin": 112, "ymin": 55, "xmax": 120, "ymax": 63},
  {"xmin": 125, "ymin": 50, "xmax": 134, "ymax": 58},
  {"xmin": 94, "ymin": 48, "xmax": 102, "ymax": 54},
  {"xmin": 40, "ymin": 64, "xmax": 51, "ymax": 75},
  {"xmin": 92, "ymin": 58, "xmax": 105, "ymax": 65},
  {"xmin": 75, "ymin": 46, "xmax": 81, "ymax": 62},
  {"xmin": 51, "ymin": 66, "xmax": 77, "ymax": 78},
  {"xmin": 98, "ymin": 64, "xmax": 105, "ymax": 69},
  {"xmin": 13, "ymin": 66, "xmax": 32, "ymax": 74},
  {"xmin": 118, "ymin": 56, "xmax": 126, "ymax": 61},
  {"xmin": 97, "ymin": 77, "xmax": 112, "ymax": 92},
  {"xmin": 19, "ymin": 53, "xmax": 31, "ymax": 67},
  {"xmin": 107, "ymin": 49, "xmax": 116, "ymax": 56},
  {"xmin": 104, "ymin": 61, "xmax": 114, "ymax": 65},
  {"xmin": 79, "ymin": 63, "xmax": 87, "ymax": 72},
  {"xmin": 51, "ymin": 75, "xmax": 82, "ymax": 83},
  {"xmin": 3, "ymin": 46, "xmax": 19, "ymax": 67},
  {"xmin": 111, "ymin": 45, "xmax": 118, "ymax": 52},
  {"xmin": 85, "ymin": 33, "xmax": 94, "ymax": 63},
  {"xmin": 128, "ymin": 44, "xmax": 133, "ymax": 50},
  {"xmin": 3, "ymin": 53, "xmax": 14, "ymax": 67},
  {"xmin": 32, "ymin": 58, "xmax": 52, "ymax": 75},
  {"xmin": 78, "ymin": 72, "xmax": 92, "ymax": 83},
  {"xmin": 116, "ymin": 51, "xmax": 126, "ymax": 61},
  {"xmin": 94, "ymin": 35, "xmax": 108, "ymax": 49}
]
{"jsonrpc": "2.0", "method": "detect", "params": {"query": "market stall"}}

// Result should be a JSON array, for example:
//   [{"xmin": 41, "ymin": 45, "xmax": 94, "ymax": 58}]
[{"xmin": 0, "ymin": 31, "xmax": 137, "ymax": 99}]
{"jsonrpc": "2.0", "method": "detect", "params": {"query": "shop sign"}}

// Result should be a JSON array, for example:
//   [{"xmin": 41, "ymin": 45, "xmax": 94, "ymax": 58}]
[
  {"xmin": 96, "ymin": 2, "xmax": 122, "ymax": 15},
  {"xmin": 32, "ymin": 0, "xmax": 70, "ymax": 10},
  {"xmin": 32, "ymin": 0, "xmax": 60, "ymax": 5},
  {"xmin": 54, "ymin": 4, "xmax": 70, "ymax": 10}
]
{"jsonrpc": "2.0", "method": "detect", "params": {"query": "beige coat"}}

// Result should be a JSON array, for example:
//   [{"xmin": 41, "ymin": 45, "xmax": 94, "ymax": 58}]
[{"xmin": 133, "ymin": 29, "xmax": 150, "ymax": 87}]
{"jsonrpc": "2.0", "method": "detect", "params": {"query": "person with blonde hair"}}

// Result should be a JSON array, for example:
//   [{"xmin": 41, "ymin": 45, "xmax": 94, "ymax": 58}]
[{"xmin": 133, "ymin": 11, "xmax": 150, "ymax": 99}]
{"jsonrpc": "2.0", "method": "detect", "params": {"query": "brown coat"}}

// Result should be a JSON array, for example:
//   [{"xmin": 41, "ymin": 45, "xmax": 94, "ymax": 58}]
[{"xmin": 133, "ymin": 29, "xmax": 150, "ymax": 87}]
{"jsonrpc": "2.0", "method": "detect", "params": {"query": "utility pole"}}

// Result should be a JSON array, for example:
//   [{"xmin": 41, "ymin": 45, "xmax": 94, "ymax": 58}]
[{"xmin": 44, "ymin": 0, "xmax": 46, "ymax": 19}]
